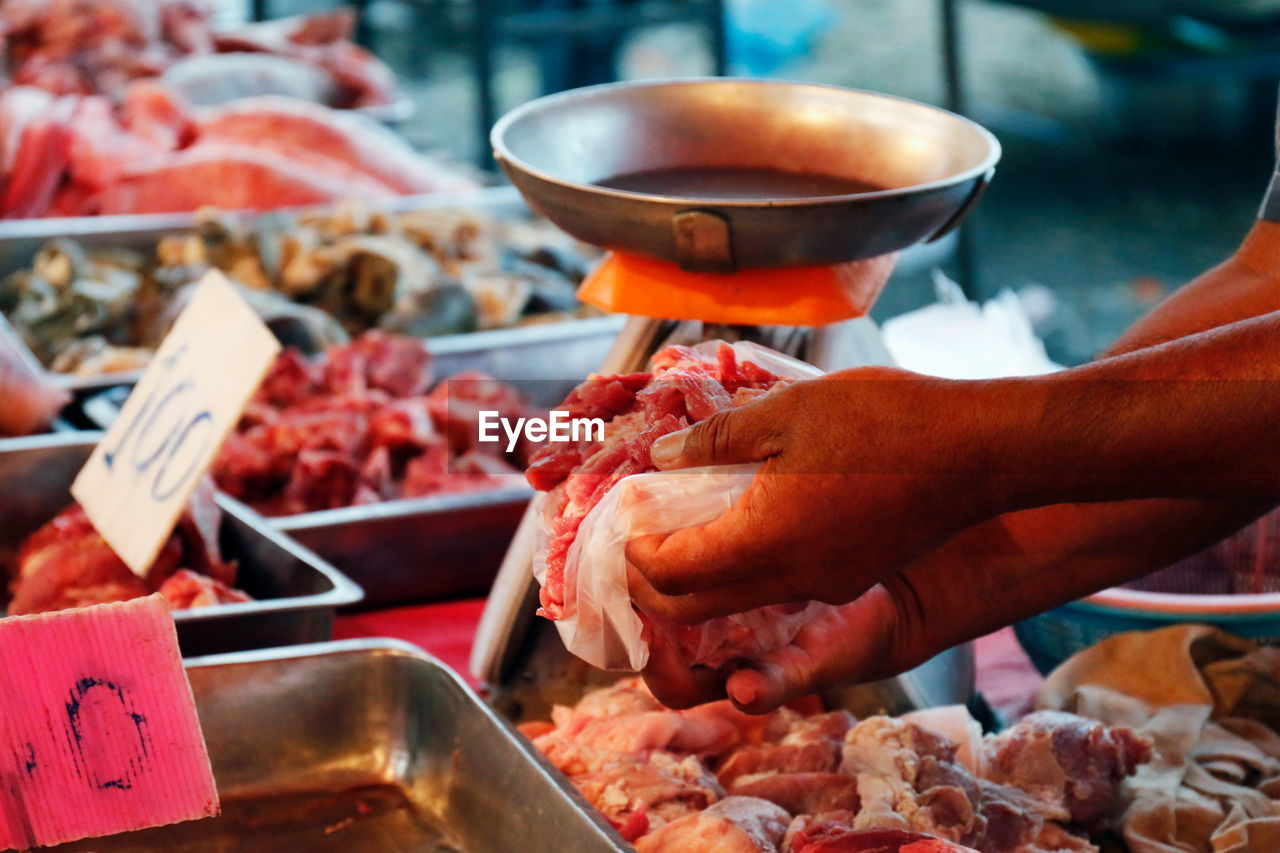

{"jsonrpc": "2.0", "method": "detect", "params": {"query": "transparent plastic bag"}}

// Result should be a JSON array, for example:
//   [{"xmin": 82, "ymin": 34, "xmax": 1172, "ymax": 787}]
[
  {"xmin": 0, "ymin": 318, "xmax": 67, "ymax": 436},
  {"xmin": 533, "ymin": 340, "xmax": 830, "ymax": 672}
]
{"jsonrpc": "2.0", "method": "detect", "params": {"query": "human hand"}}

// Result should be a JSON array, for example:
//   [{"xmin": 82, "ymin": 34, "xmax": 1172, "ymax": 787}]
[
  {"xmin": 625, "ymin": 367, "xmax": 1005, "ymax": 626},
  {"xmin": 638, "ymin": 491, "xmax": 1277, "ymax": 711}
]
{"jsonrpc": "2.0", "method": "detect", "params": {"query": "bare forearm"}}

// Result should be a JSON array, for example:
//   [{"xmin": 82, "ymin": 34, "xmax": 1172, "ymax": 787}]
[
  {"xmin": 976, "ymin": 312, "xmax": 1280, "ymax": 510},
  {"xmin": 1107, "ymin": 220, "xmax": 1280, "ymax": 356}
]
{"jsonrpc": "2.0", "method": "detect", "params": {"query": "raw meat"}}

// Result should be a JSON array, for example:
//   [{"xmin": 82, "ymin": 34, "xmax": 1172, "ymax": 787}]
[
  {"xmin": 785, "ymin": 824, "xmax": 978, "ymax": 853},
  {"xmin": 0, "ymin": 1, "xmax": 396, "ymax": 108},
  {"xmin": 213, "ymin": 331, "xmax": 530, "ymax": 515},
  {"xmin": 526, "ymin": 343, "xmax": 792, "ymax": 620},
  {"xmin": 4, "ymin": 481, "xmax": 247, "ymax": 615},
  {"xmin": 982, "ymin": 711, "xmax": 1152, "ymax": 832},
  {"xmin": 527, "ymin": 679, "xmax": 1151, "ymax": 851},
  {"xmin": 729, "ymin": 773, "xmax": 862, "ymax": 817},
  {"xmin": 0, "ymin": 79, "xmax": 473, "ymax": 218},
  {"xmin": 81, "ymin": 143, "xmax": 396, "ymax": 215},
  {"xmin": 527, "ymin": 343, "xmax": 831, "ymax": 671},
  {"xmin": 195, "ymin": 96, "xmax": 473, "ymax": 195},
  {"xmin": 634, "ymin": 796, "xmax": 792, "ymax": 853},
  {"xmin": 210, "ymin": 8, "xmax": 397, "ymax": 108}
]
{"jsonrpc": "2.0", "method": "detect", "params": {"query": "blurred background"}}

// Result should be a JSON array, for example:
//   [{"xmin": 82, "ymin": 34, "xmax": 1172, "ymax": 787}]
[{"xmin": 236, "ymin": 0, "xmax": 1280, "ymax": 366}]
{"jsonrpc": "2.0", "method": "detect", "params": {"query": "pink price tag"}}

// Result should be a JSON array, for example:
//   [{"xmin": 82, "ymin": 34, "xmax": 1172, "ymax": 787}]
[{"xmin": 0, "ymin": 596, "xmax": 219, "ymax": 849}]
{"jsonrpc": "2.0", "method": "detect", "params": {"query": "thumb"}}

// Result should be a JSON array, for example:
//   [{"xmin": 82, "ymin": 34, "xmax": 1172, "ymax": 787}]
[
  {"xmin": 650, "ymin": 402, "xmax": 782, "ymax": 470},
  {"xmin": 725, "ymin": 645, "xmax": 820, "ymax": 714},
  {"xmin": 724, "ymin": 586, "xmax": 905, "ymax": 714}
]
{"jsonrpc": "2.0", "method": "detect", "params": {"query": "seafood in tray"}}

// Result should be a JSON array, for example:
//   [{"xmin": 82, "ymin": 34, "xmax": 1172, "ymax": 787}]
[
  {"xmin": 215, "ymin": 331, "xmax": 535, "ymax": 516},
  {"xmin": 1, "ymin": 201, "xmax": 598, "ymax": 378},
  {"xmin": 522, "ymin": 677, "xmax": 1151, "ymax": 853}
]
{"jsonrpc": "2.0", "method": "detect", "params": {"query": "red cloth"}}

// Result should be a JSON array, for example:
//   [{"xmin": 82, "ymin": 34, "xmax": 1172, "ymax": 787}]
[
  {"xmin": 335, "ymin": 604, "xmax": 1044, "ymax": 713},
  {"xmin": 334, "ymin": 598, "xmax": 487, "ymax": 688}
]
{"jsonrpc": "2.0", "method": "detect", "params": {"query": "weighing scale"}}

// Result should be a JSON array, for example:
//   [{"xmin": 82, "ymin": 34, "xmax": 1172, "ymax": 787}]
[{"xmin": 472, "ymin": 78, "xmax": 1002, "ymax": 717}]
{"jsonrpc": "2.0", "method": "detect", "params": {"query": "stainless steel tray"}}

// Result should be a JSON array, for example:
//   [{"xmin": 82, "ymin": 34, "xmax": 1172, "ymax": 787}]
[
  {"xmin": 76, "ymin": 315, "xmax": 624, "ymax": 607},
  {"xmin": 49, "ymin": 639, "xmax": 627, "ymax": 852},
  {"xmin": 0, "ymin": 433, "xmax": 363, "ymax": 655},
  {"xmin": 274, "ymin": 487, "xmax": 533, "ymax": 607},
  {"xmin": 0, "ymin": 186, "xmax": 621, "ymax": 393}
]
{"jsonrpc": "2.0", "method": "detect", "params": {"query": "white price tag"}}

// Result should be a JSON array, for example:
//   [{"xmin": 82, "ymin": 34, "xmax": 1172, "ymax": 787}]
[{"xmin": 72, "ymin": 271, "xmax": 280, "ymax": 575}]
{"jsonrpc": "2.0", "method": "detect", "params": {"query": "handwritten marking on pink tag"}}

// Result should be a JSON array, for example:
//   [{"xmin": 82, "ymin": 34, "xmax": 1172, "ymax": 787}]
[{"xmin": 0, "ymin": 595, "xmax": 219, "ymax": 849}]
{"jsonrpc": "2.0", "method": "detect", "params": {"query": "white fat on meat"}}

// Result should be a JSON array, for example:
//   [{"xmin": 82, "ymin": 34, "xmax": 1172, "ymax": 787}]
[
  {"xmin": 902, "ymin": 706, "xmax": 986, "ymax": 777},
  {"xmin": 636, "ymin": 796, "xmax": 791, "ymax": 853},
  {"xmin": 571, "ymin": 752, "xmax": 723, "ymax": 834}
]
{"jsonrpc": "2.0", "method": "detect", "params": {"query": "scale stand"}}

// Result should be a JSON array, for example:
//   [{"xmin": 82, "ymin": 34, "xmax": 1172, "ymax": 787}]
[{"xmin": 470, "ymin": 78, "xmax": 999, "ymax": 714}]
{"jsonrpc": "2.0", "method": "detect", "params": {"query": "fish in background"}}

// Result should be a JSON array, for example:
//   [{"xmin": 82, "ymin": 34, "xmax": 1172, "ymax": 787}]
[{"xmin": 0, "ymin": 83, "xmax": 475, "ymax": 219}]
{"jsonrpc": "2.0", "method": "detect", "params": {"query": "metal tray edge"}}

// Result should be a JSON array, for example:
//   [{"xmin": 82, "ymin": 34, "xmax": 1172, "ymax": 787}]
[{"xmin": 0, "ymin": 431, "xmax": 365, "ymax": 618}]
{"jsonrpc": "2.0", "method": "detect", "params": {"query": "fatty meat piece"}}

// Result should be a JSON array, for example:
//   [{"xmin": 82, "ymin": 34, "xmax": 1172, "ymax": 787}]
[
  {"xmin": 81, "ymin": 142, "xmax": 397, "ymax": 215},
  {"xmin": 1, "ymin": 1, "xmax": 396, "ymax": 108},
  {"xmin": 785, "ymin": 823, "xmax": 979, "ymax": 853},
  {"xmin": 982, "ymin": 710, "xmax": 1152, "ymax": 832},
  {"xmin": 196, "ymin": 96, "xmax": 472, "ymax": 195},
  {"xmin": 5, "ymin": 482, "xmax": 248, "ymax": 615},
  {"xmin": 634, "ymin": 796, "xmax": 792, "ymax": 853},
  {"xmin": 525, "ymin": 344, "xmax": 790, "ymax": 620}
]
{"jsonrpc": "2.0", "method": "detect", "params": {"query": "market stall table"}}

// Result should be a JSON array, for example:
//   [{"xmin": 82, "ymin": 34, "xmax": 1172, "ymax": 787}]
[{"xmin": 333, "ymin": 599, "xmax": 1045, "ymax": 708}]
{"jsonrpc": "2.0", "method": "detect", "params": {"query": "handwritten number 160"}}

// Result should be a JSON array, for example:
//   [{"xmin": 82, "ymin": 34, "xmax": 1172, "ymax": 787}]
[{"xmin": 101, "ymin": 355, "xmax": 215, "ymax": 502}]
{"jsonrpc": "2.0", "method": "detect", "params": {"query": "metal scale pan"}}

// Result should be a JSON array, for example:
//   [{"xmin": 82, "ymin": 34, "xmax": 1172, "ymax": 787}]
[{"xmin": 492, "ymin": 77, "xmax": 1001, "ymax": 273}]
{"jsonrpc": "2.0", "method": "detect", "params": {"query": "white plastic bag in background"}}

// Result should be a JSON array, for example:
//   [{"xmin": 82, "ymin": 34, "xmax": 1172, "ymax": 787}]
[
  {"xmin": 0, "ymin": 317, "xmax": 67, "ymax": 436},
  {"xmin": 534, "ymin": 340, "xmax": 829, "ymax": 672}
]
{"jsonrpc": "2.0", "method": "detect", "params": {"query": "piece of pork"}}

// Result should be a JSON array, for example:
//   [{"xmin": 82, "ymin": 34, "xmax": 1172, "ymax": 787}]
[
  {"xmin": 6, "ymin": 484, "xmax": 244, "ymax": 614},
  {"xmin": 982, "ymin": 710, "xmax": 1152, "ymax": 832},
  {"xmin": 635, "ymin": 796, "xmax": 791, "ymax": 853},
  {"xmin": 784, "ymin": 819, "xmax": 980, "ymax": 853},
  {"xmin": 196, "ymin": 96, "xmax": 474, "ymax": 195},
  {"xmin": 571, "ymin": 751, "xmax": 723, "ymax": 842},
  {"xmin": 81, "ymin": 142, "xmax": 396, "ymax": 215},
  {"xmin": 730, "ymin": 772, "xmax": 861, "ymax": 817}
]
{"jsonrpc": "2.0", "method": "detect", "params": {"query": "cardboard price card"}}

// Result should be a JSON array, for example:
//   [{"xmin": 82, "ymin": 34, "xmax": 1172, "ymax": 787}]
[
  {"xmin": 0, "ymin": 596, "xmax": 219, "ymax": 849},
  {"xmin": 72, "ymin": 271, "xmax": 280, "ymax": 576}
]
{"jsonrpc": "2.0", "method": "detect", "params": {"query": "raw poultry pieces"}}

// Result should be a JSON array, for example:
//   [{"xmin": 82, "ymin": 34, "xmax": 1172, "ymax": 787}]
[
  {"xmin": 0, "ymin": 2, "xmax": 396, "ymax": 108},
  {"xmin": 214, "ymin": 331, "xmax": 533, "ymax": 516},
  {"xmin": 4, "ymin": 479, "xmax": 248, "ymax": 615},
  {"xmin": 526, "ymin": 678, "xmax": 1152, "ymax": 852},
  {"xmin": 0, "ymin": 86, "xmax": 472, "ymax": 218}
]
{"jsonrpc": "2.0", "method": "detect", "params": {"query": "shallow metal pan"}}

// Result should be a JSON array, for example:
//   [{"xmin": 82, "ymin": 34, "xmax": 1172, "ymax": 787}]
[
  {"xmin": 494, "ymin": 78, "xmax": 1000, "ymax": 272},
  {"xmin": 0, "ymin": 433, "xmax": 363, "ymax": 655},
  {"xmin": 48, "ymin": 639, "xmax": 627, "ymax": 852},
  {"xmin": 76, "ymin": 316, "xmax": 624, "ymax": 607}
]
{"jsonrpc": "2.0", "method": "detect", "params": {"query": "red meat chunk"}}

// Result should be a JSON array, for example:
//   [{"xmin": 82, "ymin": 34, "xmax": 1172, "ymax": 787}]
[
  {"xmin": 214, "ymin": 331, "xmax": 531, "ymax": 515},
  {"xmin": 526, "ymin": 344, "xmax": 789, "ymax": 620}
]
